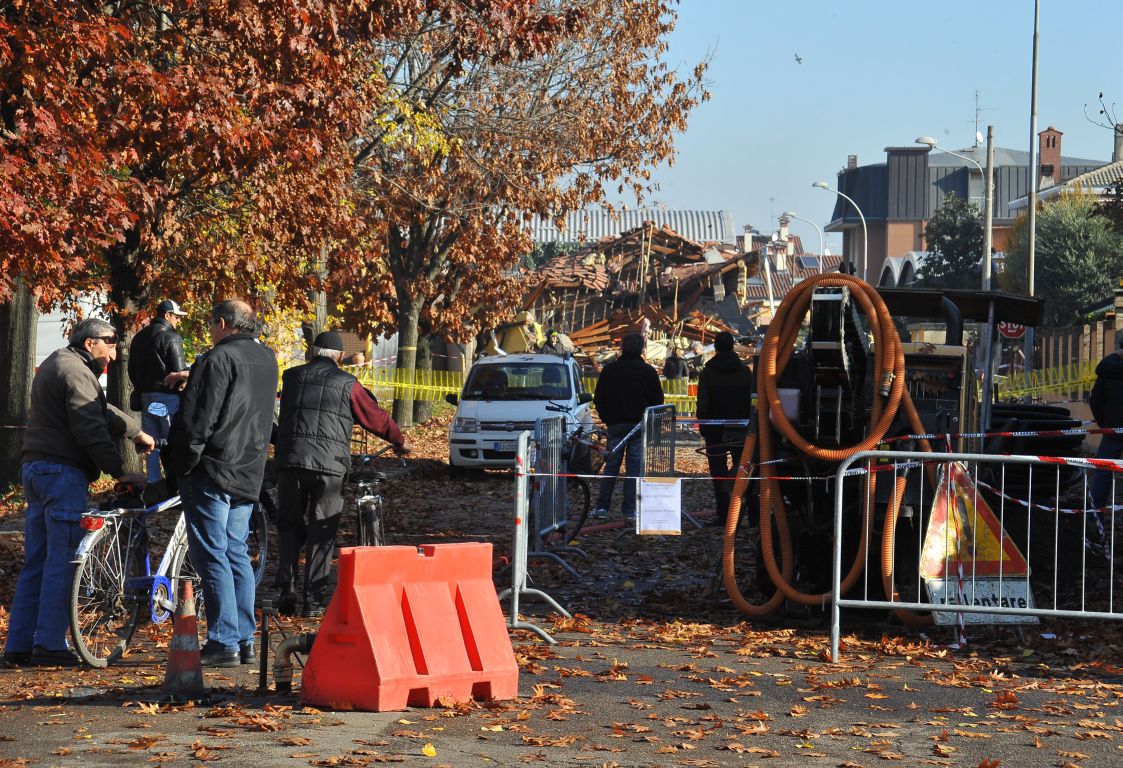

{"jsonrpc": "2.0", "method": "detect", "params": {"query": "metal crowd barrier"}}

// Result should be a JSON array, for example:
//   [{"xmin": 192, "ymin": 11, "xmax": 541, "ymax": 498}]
[
  {"xmin": 498, "ymin": 430, "xmax": 570, "ymax": 644},
  {"xmin": 830, "ymin": 449, "xmax": 1123, "ymax": 661},
  {"xmin": 641, "ymin": 404, "xmax": 700, "ymax": 529}
]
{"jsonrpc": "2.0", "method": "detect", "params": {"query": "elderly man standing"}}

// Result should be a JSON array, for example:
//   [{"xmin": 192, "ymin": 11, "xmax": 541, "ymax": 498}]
[
  {"xmin": 2, "ymin": 319, "xmax": 153, "ymax": 668},
  {"xmin": 128, "ymin": 299, "xmax": 189, "ymax": 485},
  {"xmin": 590, "ymin": 333, "xmax": 664, "ymax": 521},
  {"xmin": 274, "ymin": 331, "xmax": 411, "ymax": 618},
  {"xmin": 165, "ymin": 300, "xmax": 277, "ymax": 668}
]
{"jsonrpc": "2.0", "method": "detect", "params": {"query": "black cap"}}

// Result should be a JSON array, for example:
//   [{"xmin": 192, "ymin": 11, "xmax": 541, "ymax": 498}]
[
  {"xmin": 313, "ymin": 330, "xmax": 345, "ymax": 351},
  {"xmin": 715, "ymin": 331, "xmax": 735, "ymax": 352},
  {"xmin": 156, "ymin": 299, "xmax": 188, "ymax": 317}
]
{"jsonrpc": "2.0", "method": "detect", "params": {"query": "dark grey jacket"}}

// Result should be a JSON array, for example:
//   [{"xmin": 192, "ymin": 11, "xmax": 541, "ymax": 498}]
[
  {"xmin": 22, "ymin": 346, "xmax": 141, "ymax": 481},
  {"xmin": 165, "ymin": 334, "xmax": 279, "ymax": 499},
  {"xmin": 1091, "ymin": 352, "xmax": 1123, "ymax": 428},
  {"xmin": 275, "ymin": 358, "xmax": 355, "ymax": 476}
]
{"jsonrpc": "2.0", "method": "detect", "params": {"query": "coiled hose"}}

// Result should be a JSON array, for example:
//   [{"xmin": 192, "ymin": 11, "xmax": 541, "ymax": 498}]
[{"xmin": 721, "ymin": 273, "xmax": 933, "ymax": 626}]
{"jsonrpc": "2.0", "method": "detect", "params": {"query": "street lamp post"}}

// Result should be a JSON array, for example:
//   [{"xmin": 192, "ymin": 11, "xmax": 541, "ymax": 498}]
[
  {"xmin": 813, "ymin": 181, "xmax": 868, "ymax": 282},
  {"xmin": 780, "ymin": 210, "xmax": 825, "ymax": 274},
  {"xmin": 915, "ymin": 131, "xmax": 995, "ymax": 290}
]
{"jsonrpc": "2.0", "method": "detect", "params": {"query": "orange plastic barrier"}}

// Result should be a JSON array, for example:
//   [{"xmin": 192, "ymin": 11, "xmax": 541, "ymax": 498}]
[{"xmin": 300, "ymin": 542, "xmax": 518, "ymax": 711}]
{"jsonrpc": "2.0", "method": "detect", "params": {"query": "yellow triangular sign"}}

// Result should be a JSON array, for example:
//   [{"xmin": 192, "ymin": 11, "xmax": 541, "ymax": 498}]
[{"xmin": 920, "ymin": 462, "xmax": 1029, "ymax": 580}]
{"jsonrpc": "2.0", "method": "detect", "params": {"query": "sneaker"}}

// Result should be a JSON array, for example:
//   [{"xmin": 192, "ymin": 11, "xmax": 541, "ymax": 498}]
[
  {"xmin": 301, "ymin": 603, "xmax": 325, "ymax": 619},
  {"xmin": 239, "ymin": 643, "xmax": 256, "ymax": 665},
  {"xmin": 199, "ymin": 642, "xmax": 240, "ymax": 668},
  {"xmin": 30, "ymin": 646, "xmax": 81, "ymax": 667},
  {"xmin": 1, "ymin": 651, "xmax": 31, "ymax": 668},
  {"xmin": 589, "ymin": 507, "xmax": 609, "ymax": 520}
]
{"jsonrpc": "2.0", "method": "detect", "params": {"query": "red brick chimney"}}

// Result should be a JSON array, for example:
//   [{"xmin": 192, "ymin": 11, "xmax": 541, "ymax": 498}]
[{"xmin": 1038, "ymin": 126, "xmax": 1062, "ymax": 188}]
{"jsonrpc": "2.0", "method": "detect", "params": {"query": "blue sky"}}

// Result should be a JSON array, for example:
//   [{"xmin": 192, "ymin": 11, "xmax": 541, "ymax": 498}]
[{"xmin": 639, "ymin": 0, "xmax": 1121, "ymax": 251}]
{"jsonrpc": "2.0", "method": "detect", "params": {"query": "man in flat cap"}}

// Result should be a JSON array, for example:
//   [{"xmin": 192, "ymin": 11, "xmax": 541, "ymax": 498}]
[{"xmin": 274, "ymin": 330, "xmax": 411, "ymax": 617}]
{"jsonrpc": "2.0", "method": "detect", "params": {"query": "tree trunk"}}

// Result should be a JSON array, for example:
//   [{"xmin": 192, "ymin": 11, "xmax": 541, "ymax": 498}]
[
  {"xmin": 412, "ymin": 329, "xmax": 434, "ymax": 425},
  {"xmin": 302, "ymin": 245, "xmax": 330, "ymax": 359},
  {"xmin": 0, "ymin": 278, "xmax": 37, "ymax": 488},
  {"xmin": 109, "ymin": 309, "xmax": 144, "ymax": 474},
  {"xmin": 392, "ymin": 297, "xmax": 422, "ymax": 428},
  {"xmin": 106, "ymin": 230, "xmax": 150, "ymax": 475}
]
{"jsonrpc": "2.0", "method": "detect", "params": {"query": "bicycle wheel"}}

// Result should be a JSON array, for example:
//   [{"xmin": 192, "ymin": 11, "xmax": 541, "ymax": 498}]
[
  {"xmin": 356, "ymin": 495, "xmax": 385, "ymax": 547},
  {"xmin": 69, "ymin": 524, "xmax": 145, "ymax": 667},
  {"xmin": 565, "ymin": 477, "xmax": 591, "ymax": 541}
]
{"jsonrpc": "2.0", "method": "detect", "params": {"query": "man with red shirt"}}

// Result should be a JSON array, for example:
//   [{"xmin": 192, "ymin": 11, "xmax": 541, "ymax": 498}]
[{"xmin": 274, "ymin": 331, "xmax": 411, "ymax": 617}]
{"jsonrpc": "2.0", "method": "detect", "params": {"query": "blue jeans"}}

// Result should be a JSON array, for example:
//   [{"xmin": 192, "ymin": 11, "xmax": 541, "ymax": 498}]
[
  {"xmin": 595, "ymin": 423, "xmax": 644, "ymax": 518},
  {"xmin": 4, "ymin": 462, "xmax": 88, "ymax": 653},
  {"xmin": 1092, "ymin": 433, "xmax": 1123, "ymax": 508},
  {"xmin": 141, "ymin": 392, "xmax": 180, "ymax": 483},
  {"xmin": 179, "ymin": 473, "xmax": 256, "ymax": 650}
]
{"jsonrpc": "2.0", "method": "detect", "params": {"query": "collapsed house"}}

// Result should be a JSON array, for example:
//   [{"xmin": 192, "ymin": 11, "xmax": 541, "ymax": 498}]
[{"xmin": 518, "ymin": 222, "xmax": 761, "ymax": 367}]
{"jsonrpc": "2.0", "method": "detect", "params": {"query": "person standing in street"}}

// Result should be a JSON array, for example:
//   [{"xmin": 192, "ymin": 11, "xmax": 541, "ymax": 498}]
[
  {"xmin": 128, "ymin": 299, "xmax": 190, "ymax": 486},
  {"xmin": 662, "ymin": 344, "xmax": 687, "ymax": 385},
  {"xmin": 164, "ymin": 300, "xmax": 277, "ymax": 668},
  {"xmin": 2, "ymin": 319, "xmax": 153, "ymax": 668},
  {"xmin": 590, "ymin": 333, "xmax": 664, "ymax": 521},
  {"xmin": 274, "ymin": 331, "xmax": 411, "ymax": 618},
  {"xmin": 1089, "ymin": 332, "xmax": 1123, "ymax": 508},
  {"xmin": 696, "ymin": 332, "xmax": 754, "ymax": 526}
]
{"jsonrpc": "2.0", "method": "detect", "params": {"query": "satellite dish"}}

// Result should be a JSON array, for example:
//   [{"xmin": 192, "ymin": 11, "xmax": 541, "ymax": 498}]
[
  {"xmin": 976, "ymin": 130, "xmax": 985, "ymax": 144},
  {"xmin": 823, "ymin": 248, "xmax": 832, "ymax": 256}
]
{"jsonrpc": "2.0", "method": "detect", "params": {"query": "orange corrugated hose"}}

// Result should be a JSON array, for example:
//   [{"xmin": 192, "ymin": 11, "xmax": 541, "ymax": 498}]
[{"xmin": 721, "ymin": 274, "xmax": 933, "ymax": 626}]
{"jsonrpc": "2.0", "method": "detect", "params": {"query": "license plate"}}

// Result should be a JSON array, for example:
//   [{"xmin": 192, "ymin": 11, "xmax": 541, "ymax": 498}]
[{"xmin": 492, "ymin": 441, "xmax": 516, "ymax": 452}]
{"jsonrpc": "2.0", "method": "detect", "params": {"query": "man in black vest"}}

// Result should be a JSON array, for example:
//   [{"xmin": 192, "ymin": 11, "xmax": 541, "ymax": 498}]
[
  {"xmin": 128, "ymin": 299, "xmax": 189, "ymax": 484},
  {"xmin": 274, "ymin": 331, "xmax": 411, "ymax": 617}
]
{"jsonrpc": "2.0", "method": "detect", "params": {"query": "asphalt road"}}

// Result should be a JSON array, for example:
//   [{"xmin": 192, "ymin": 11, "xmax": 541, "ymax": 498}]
[{"xmin": 2, "ymin": 615, "xmax": 1122, "ymax": 767}]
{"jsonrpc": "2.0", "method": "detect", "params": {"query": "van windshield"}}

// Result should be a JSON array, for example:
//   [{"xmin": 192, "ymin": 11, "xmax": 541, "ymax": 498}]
[{"xmin": 462, "ymin": 362, "xmax": 572, "ymax": 401}]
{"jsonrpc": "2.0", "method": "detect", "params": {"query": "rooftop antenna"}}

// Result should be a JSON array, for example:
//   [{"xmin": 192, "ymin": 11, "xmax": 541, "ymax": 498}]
[{"xmin": 970, "ymin": 90, "xmax": 997, "ymax": 146}]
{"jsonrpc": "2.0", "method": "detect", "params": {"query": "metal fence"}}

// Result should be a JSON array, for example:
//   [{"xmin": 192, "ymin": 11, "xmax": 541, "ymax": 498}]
[
  {"xmin": 830, "ymin": 449, "xmax": 1123, "ymax": 661},
  {"xmin": 642, "ymin": 404, "xmax": 677, "ymax": 477},
  {"xmin": 498, "ymin": 430, "xmax": 570, "ymax": 644},
  {"xmin": 531, "ymin": 416, "xmax": 568, "ymax": 558}
]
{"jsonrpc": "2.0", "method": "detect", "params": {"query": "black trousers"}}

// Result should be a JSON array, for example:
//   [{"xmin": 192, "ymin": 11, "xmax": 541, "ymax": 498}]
[
  {"xmin": 702, "ymin": 427, "xmax": 747, "ymax": 522},
  {"xmin": 276, "ymin": 468, "xmax": 345, "ymax": 604}
]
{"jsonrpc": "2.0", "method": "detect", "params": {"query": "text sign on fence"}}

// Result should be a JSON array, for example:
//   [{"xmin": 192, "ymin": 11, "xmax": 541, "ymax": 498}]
[
  {"xmin": 925, "ymin": 578, "xmax": 1038, "ymax": 625},
  {"xmin": 998, "ymin": 321, "xmax": 1026, "ymax": 339}
]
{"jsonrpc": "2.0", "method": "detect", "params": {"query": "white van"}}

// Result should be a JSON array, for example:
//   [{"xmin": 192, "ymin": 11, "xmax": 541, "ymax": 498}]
[{"xmin": 445, "ymin": 354, "xmax": 592, "ymax": 475}]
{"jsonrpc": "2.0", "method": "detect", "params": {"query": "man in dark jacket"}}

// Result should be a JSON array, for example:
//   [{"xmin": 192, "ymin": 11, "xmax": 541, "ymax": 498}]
[
  {"xmin": 1089, "ymin": 332, "xmax": 1123, "ymax": 507},
  {"xmin": 165, "ymin": 299, "xmax": 278, "ymax": 668},
  {"xmin": 662, "ymin": 345, "xmax": 687, "ymax": 380},
  {"xmin": 696, "ymin": 332, "xmax": 754, "ymax": 525},
  {"xmin": 591, "ymin": 333, "xmax": 664, "ymax": 520},
  {"xmin": 3, "ymin": 319, "xmax": 152, "ymax": 668},
  {"xmin": 128, "ymin": 299, "xmax": 189, "ymax": 484},
  {"xmin": 274, "ymin": 331, "xmax": 411, "ymax": 617}
]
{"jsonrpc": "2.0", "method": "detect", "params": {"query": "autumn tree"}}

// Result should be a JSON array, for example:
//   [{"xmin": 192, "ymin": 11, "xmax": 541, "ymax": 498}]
[
  {"xmin": 1, "ymin": 1, "xmax": 436, "ymax": 474},
  {"xmin": 337, "ymin": 0, "xmax": 708, "ymax": 426},
  {"xmin": 1002, "ymin": 193, "xmax": 1123, "ymax": 325}
]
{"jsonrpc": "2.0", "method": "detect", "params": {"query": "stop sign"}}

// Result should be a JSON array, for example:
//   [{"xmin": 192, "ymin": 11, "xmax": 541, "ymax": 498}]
[{"xmin": 998, "ymin": 321, "xmax": 1026, "ymax": 339}]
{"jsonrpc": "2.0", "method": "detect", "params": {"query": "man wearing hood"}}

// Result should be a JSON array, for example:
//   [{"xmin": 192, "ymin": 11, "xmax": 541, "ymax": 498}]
[
  {"xmin": 696, "ymin": 332, "xmax": 754, "ymax": 526},
  {"xmin": 591, "ymin": 333, "xmax": 664, "ymax": 520},
  {"xmin": 3, "ymin": 318, "xmax": 153, "ymax": 667}
]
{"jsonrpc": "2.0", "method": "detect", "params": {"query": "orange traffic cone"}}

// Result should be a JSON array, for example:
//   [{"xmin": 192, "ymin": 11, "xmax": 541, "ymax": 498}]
[{"xmin": 163, "ymin": 580, "xmax": 205, "ymax": 702}]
